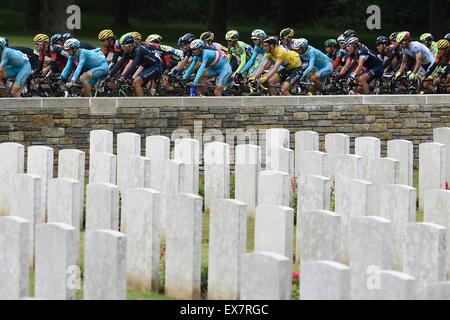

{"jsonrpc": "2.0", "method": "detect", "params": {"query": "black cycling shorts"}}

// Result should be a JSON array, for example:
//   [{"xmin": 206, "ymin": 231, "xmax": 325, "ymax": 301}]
[
  {"xmin": 278, "ymin": 67, "xmax": 303, "ymax": 86},
  {"xmin": 365, "ymin": 64, "xmax": 383, "ymax": 81},
  {"xmin": 140, "ymin": 64, "xmax": 163, "ymax": 84}
]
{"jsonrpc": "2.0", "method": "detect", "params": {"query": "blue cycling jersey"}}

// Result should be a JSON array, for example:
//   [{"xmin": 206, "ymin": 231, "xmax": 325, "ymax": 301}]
[
  {"xmin": 241, "ymin": 45, "xmax": 266, "ymax": 74},
  {"xmin": 301, "ymin": 45, "xmax": 332, "ymax": 78},
  {"xmin": 0, "ymin": 47, "xmax": 30, "ymax": 70},
  {"xmin": 183, "ymin": 48, "xmax": 229, "ymax": 85},
  {"xmin": 62, "ymin": 48, "xmax": 108, "ymax": 81}
]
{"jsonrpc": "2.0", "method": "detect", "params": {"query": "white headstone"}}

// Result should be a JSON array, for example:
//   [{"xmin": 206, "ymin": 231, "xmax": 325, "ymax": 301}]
[
  {"xmin": 254, "ymin": 205, "xmax": 294, "ymax": 260},
  {"xmin": 89, "ymin": 152, "xmax": 116, "ymax": 185},
  {"xmin": 266, "ymin": 147, "xmax": 294, "ymax": 179},
  {"xmin": 174, "ymin": 138, "xmax": 200, "ymax": 194},
  {"xmin": 419, "ymin": 142, "xmax": 446, "ymax": 211},
  {"xmin": 296, "ymin": 175, "xmax": 331, "ymax": 263},
  {"xmin": 335, "ymin": 179, "xmax": 374, "ymax": 264},
  {"xmin": 84, "ymin": 229, "xmax": 127, "ymax": 300},
  {"xmin": 85, "ymin": 183, "xmax": 119, "ymax": 231},
  {"xmin": 0, "ymin": 143, "xmax": 24, "ymax": 216},
  {"xmin": 324, "ymin": 133, "xmax": 349, "ymax": 181},
  {"xmin": 294, "ymin": 131, "xmax": 319, "ymax": 178},
  {"xmin": 355, "ymin": 136, "xmax": 381, "ymax": 181},
  {"xmin": 89, "ymin": 130, "xmax": 113, "ymax": 154},
  {"xmin": 27, "ymin": 146, "xmax": 53, "ymax": 222},
  {"xmin": 117, "ymin": 155, "xmax": 151, "ymax": 195},
  {"xmin": 300, "ymin": 210, "xmax": 341, "ymax": 263},
  {"xmin": 349, "ymin": 216, "xmax": 393, "ymax": 300},
  {"xmin": 240, "ymin": 252, "xmax": 291, "ymax": 300},
  {"xmin": 235, "ymin": 144, "xmax": 261, "ymax": 217},
  {"xmin": 10, "ymin": 173, "xmax": 42, "ymax": 267},
  {"xmin": 165, "ymin": 193, "xmax": 202, "ymax": 299},
  {"xmin": 434, "ymin": 127, "xmax": 450, "ymax": 186},
  {"xmin": 370, "ymin": 270, "xmax": 416, "ymax": 300},
  {"xmin": 35, "ymin": 222, "xmax": 77, "ymax": 300},
  {"xmin": 379, "ymin": 184, "xmax": 416, "ymax": 270},
  {"xmin": 208, "ymin": 199, "xmax": 247, "ymax": 300},
  {"xmin": 427, "ymin": 282, "xmax": 450, "ymax": 300},
  {"xmin": 297, "ymin": 151, "xmax": 329, "ymax": 179},
  {"xmin": 145, "ymin": 135, "xmax": 170, "ymax": 162},
  {"xmin": 387, "ymin": 139, "xmax": 414, "ymax": 186},
  {"xmin": 123, "ymin": 188, "xmax": 160, "ymax": 292},
  {"xmin": 265, "ymin": 128, "xmax": 290, "ymax": 167},
  {"xmin": 117, "ymin": 132, "xmax": 141, "ymax": 192},
  {"xmin": 335, "ymin": 154, "xmax": 364, "ymax": 184},
  {"xmin": 258, "ymin": 170, "xmax": 291, "ymax": 207},
  {"xmin": 403, "ymin": 222, "xmax": 447, "ymax": 299},
  {"xmin": 0, "ymin": 216, "xmax": 29, "ymax": 300},
  {"xmin": 300, "ymin": 260, "xmax": 350, "ymax": 300},
  {"xmin": 204, "ymin": 142, "xmax": 230, "ymax": 211}
]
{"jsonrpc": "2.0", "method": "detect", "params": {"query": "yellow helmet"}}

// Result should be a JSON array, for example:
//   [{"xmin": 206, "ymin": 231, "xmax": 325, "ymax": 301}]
[
  {"xmin": 130, "ymin": 31, "xmax": 142, "ymax": 41},
  {"xmin": 225, "ymin": 30, "xmax": 239, "ymax": 41},
  {"xmin": 419, "ymin": 33, "xmax": 433, "ymax": 42},
  {"xmin": 146, "ymin": 34, "xmax": 163, "ymax": 44},
  {"xmin": 34, "ymin": 33, "xmax": 49, "ymax": 43},
  {"xmin": 98, "ymin": 29, "xmax": 115, "ymax": 41},
  {"xmin": 396, "ymin": 31, "xmax": 411, "ymax": 44},
  {"xmin": 280, "ymin": 28, "xmax": 294, "ymax": 39},
  {"xmin": 200, "ymin": 31, "xmax": 214, "ymax": 42},
  {"xmin": 436, "ymin": 39, "xmax": 449, "ymax": 50}
]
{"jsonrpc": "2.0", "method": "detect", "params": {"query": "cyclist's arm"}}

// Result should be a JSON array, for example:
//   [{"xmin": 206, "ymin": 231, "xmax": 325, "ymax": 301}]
[
  {"xmin": 33, "ymin": 51, "xmax": 45, "ymax": 75},
  {"xmin": 397, "ymin": 53, "xmax": 408, "ymax": 75},
  {"xmin": 0, "ymin": 51, "xmax": 9, "ymax": 70},
  {"xmin": 71, "ymin": 53, "xmax": 86, "ymax": 81},
  {"xmin": 252, "ymin": 58, "xmax": 270, "ymax": 79},
  {"xmin": 263, "ymin": 59, "xmax": 282, "ymax": 81},
  {"xmin": 332, "ymin": 56, "xmax": 341, "ymax": 69},
  {"xmin": 412, "ymin": 53, "xmax": 424, "ymax": 74},
  {"xmin": 192, "ymin": 60, "xmax": 207, "ymax": 85},
  {"xmin": 339, "ymin": 57, "xmax": 353, "ymax": 77},
  {"xmin": 235, "ymin": 50, "xmax": 247, "ymax": 75},
  {"xmin": 352, "ymin": 56, "xmax": 366, "ymax": 77},
  {"xmin": 109, "ymin": 52, "xmax": 127, "ymax": 76},
  {"xmin": 241, "ymin": 49, "xmax": 258, "ymax": 74},
  {"xmin": 182, "ymin": 57, "xmax": 198, "ymax": 81},
  {"xmin": 122, "ymin": 50, "xmax": 142, "ymax": 79},
  {"xmin": 303, "ymin": 52, "xmax": 315, "ymax": 78},
  {"xmin": 61, "ymin": 56, "xmax": 74, "ymax": 80},
  {"xmin": 49, "ymin": 50, "xmax": 60, "ymax": 73}
]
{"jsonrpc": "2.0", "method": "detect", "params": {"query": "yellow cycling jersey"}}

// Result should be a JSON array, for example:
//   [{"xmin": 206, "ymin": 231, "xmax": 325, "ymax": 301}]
[{"xmin": 265, "ymin": 46, "xmax": 301, "ymax": 70}]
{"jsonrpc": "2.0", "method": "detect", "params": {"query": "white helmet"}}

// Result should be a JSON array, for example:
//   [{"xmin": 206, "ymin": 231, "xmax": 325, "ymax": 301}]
[
  {"xmin": 190, "ymin": 39, "xmax": 204, "ymax": 49},
  {"xmin": 251, "ymin": 29, "xmax": 267, "ymax": 40}
]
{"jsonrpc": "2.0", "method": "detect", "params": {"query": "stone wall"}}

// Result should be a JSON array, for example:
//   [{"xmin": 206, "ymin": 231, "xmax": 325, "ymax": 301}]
[{"xmin": 0, "ymin": 95, "xmax": 448, "ymax": 169}]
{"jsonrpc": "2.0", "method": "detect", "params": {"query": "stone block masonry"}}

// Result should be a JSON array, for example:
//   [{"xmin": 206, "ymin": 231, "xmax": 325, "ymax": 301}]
[{"xmin": 0, "ymin": 96, "xmax": 448, "ymax": 173}]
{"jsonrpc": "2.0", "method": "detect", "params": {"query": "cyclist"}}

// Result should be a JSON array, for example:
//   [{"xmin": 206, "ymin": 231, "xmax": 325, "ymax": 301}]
[
  {"xmin": 0, "ymin": 37, "xmax": 32, "ymax": 97},
  {"xmin": 98, "ymin": 29, "xmax": 121, "ymax": 66},
  {"xmin": 422, "ymin": 39, "xmax": 450, "ymax": 93},
  {"xmin": 279, "ymin": 28, "xmax": 298, "ymax": 50},
  {"xmin": 130, "ymin": 31, "xmax": 143, "ymax": 46},
  {"xmin": 168, "ymin": 33, "xmax": 197, "ymax": 80},
  {"xmin": 375, "ymin": 35, "xmax": 398, "ymax": 73},
  {"xmin": 395, "ymin": 31, "xmax": 435, "ymax": 81},
  {"xmin": 1, "ymin": 36, "xmax": 39, "ymax": 71},
  {"xmin": 420, "ymin": 33, "xmax": 438, "ymax": 57},
  {"xmin": 292, "ymin": 38, "xmax": 333, "ymax": 94},
  {"xmin": 33, "ymin": 33, "xmax": 52, "ymax": 76},
  {"xmin": 117, "ymin": 34, "xmax": 164, "ymax": 97},
  {"xmin": 345, "ymin": 36, "xmax": 383, "ymax": 94},
  {"xmin": 343, "ymin": 29, "xmax": 357, "ymax": 39},
  {"xmin": 324, "ymin": 39, "xmax": 338, "ymax": 61},
  {"xmin": 61, "ymin": 38, "xmax": 109, "ymax": 97},
  {"xmin": 249, "ymin": 36, "xmax": 303, "ymax": 96},
  {"xmin": 239, "ymin": 29, "xmax": 267, "ymax": 77},
  {"xmin": 182, "ymin": 39, "xmax": 232, "ymax": 96},
  {"xmin": 61, "ymin": 32, "xmax": 96, "ymax": 50},
  {"xmin": 200, "ymin": 31, "xmax": 227, "ymax": 52},
  {"xmin": 332, "ymin": 34, "xmax": 349, "ymax": 70},
  {"xmin": 225, "ymin": 30, "xmax": 253, "ymax": 77},
  {"xmin": 146, "ymin": 34, "xmax": 183, "ymax": 68},
  {"xmin": 47, "ymin": 33, "xmax": 69, "ymax": 75}
]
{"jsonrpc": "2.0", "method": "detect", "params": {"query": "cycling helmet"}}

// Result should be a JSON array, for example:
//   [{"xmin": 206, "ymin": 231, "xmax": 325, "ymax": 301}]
[
  {"xmin": 130, "ymin": 31, "xmax": 142, "ymax": 41},
  {"xmin": 146, "ymin": 34, "xmax": 163, "ymax": 44},
  {"xmin": 389, "ymin": 32, "xmax": 399, "ymax": 42},
  {"xmin": 0, "ymin": 37, "xmax": 7, "ymax": 49},
  {"xmin": 64, "ymin": 38, "xmax": 81, "ymax": 50},
  {"xmin": 98, "ymin": 29, "xmax": 115, "ymax": 41},
  {"xmin": 337, "ymin": 34, "xmax": 345, "ymax": 44},
  {"xmin": 343, "ymin": 29, "xmax": 357, "ymax": 39},
  {"xmin": 419, "ymin": 33, "xmax": 433, "ymax": 42},
  {"xmin": 375, "ymin": 36, "xmax": 389, "ymax": 45},
  {"xmin": 34, "ymin": 33, "xmax": 49, "ymax": 43},
  {"xmin": 119, "ymin": 33, "xmax": 135, "ymax": 46},
  {"xmin": 279, "ymin": 28, "xmax": 294, "ymax": 39},
  {"xmin": 251, "ymin": 29, "xmax": 267, "ymax": 40},
  {"xmin": 190, "ymin": 39, "xmax": 204, "ymax": 49},
  {"xmin": 225, "ymin": 30, "xmax": 240, "ymax": 41},
  {"xmin": 293, "ymin": 38, "xmax": 308, "ymax": 49},
  {"xmin": 50, "ymin": 34, "xmax": 62, "ymax": 45},
  {"xmin": 200, "ymin": 31, "xmax": 214, "ymax": 42},
  {"xmin": 345, "ymin": 36, "xmax": 359, "ymax": 46},
  {"xmin": 324, "ymin": 39, "xmax": 338, "ymax": 47},
  {"xmin": 436, "ymin": 39, "xmax": 449, "ymax": 50},
  {"xmin": 61, "ymin": 33, "xmax": 72, "ymax": 42},
  {"xmin": 263, "ymin": 36, "xmax": 279, "ymax": 45},
  {"xmin": 396, "ymin": 31, "xmax": 411, "ymax": 44},
  {"xmin": 445, "ymin": 33, "xmax": 450, "ymax": 41},
  {"xmin": 178, "ymin": 33, "xmax": 196, "ymax": 46}
]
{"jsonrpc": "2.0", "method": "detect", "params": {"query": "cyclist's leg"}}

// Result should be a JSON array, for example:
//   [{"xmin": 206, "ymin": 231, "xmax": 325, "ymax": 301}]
[
  {"xmin": 213, "ymin": 63, "xmax": 232, "ymax": 96},
  {"xmin": 12, "ymin": 63, "xmax": 32, "ymax": 97},
  {"xmin": 269, "ymin": 70, "xmax": 284, "ymax": 96},
  {"xmin": 136, "ymin": 64, "xmax": 163, "ymax": 97},
  {"xmin": 282, "ymin": 67, "xmax": 303, "ymax": 96},
  {"xmin": 82, "ymin": 62, "xmax": 109, "ymax": 97}
]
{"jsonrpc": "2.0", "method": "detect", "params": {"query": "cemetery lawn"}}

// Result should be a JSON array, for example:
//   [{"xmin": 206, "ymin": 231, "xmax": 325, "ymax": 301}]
[{"xmin": 27, "ymin": 170, "xmax": 421, "ymax": 300}]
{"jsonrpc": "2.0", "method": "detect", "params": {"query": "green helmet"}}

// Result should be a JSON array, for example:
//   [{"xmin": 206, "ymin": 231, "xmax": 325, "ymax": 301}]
[
  {"xmin": 324, "ymin": 39, "xmax": 338, "ymax": 47},
  {"xmin": 225, "ymin": 30, "xmax": 239, "ymax": 41}
]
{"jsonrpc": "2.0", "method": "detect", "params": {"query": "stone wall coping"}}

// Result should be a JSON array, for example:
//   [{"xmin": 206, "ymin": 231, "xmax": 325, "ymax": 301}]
[{"xmin": 0, "ymin": 95, "xmax": 448, "ymax": 111}]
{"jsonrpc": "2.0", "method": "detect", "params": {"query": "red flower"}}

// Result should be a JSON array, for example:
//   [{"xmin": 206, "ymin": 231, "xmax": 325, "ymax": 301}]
[
  {"xmin": 446, "ymin": 181, "xmax": 449, "ymax": 190},
  {"xmin": 292, "ymin": 271, "xmax": 300, "ymax": 281}
]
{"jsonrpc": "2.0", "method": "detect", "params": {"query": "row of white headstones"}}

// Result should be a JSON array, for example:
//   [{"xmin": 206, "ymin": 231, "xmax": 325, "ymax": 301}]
[{"xmin": 0, "ymin": 127, "xmax": 449, "ymax": 300}]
